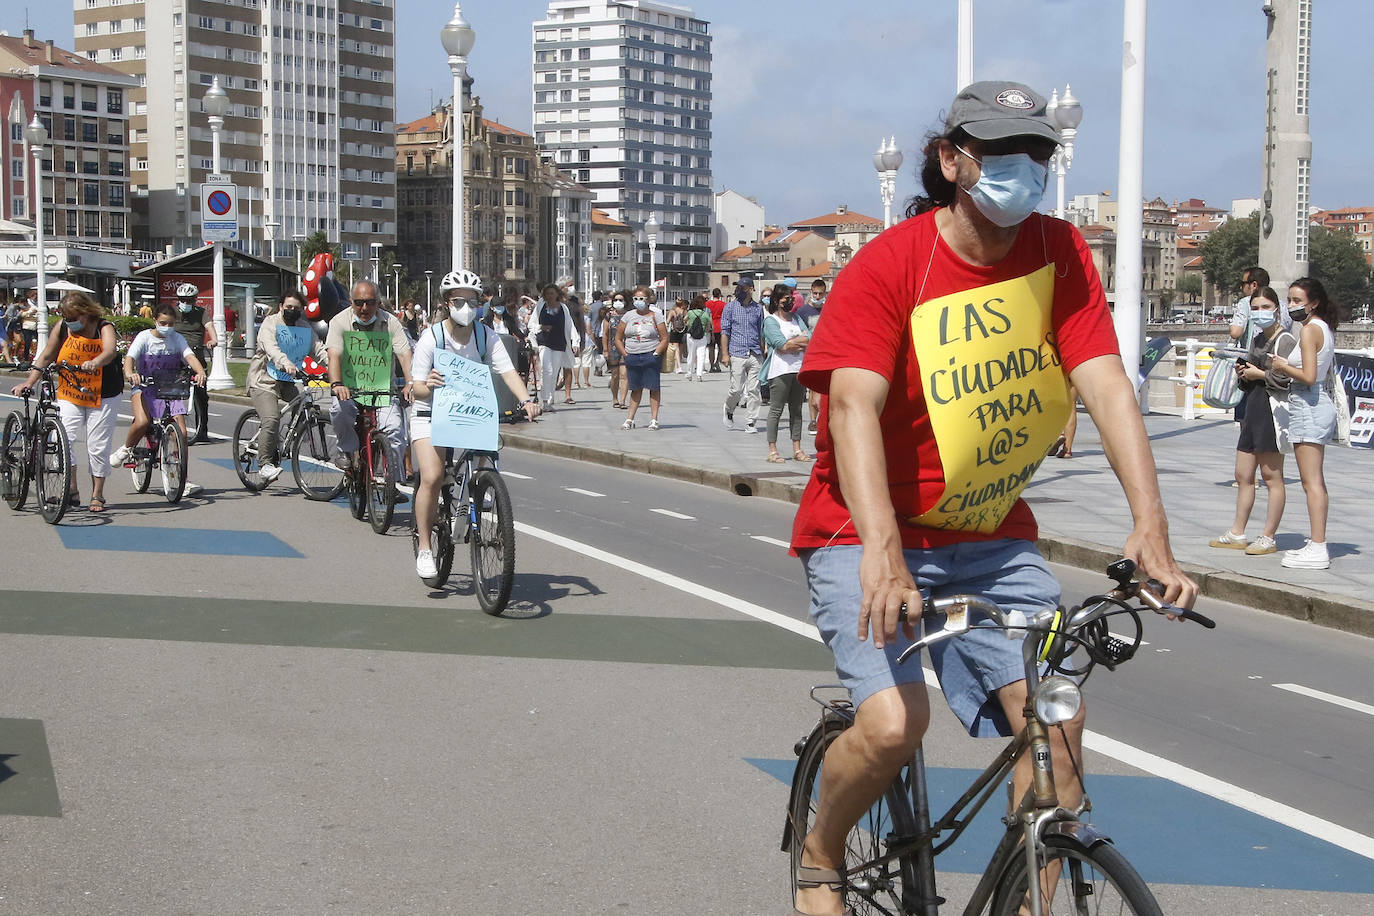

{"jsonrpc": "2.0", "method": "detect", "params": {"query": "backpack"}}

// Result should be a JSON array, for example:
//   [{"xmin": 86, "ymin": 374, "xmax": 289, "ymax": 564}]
[
  {"xmin": 688, "ymin": 310, "xmax": 708, "ymax": 339},
  {"xmin": 670, "ymin": 311, "xmax": 687, "ymax": 333},
  {"xmin": 432, "ymin": 320, "xmax": 488, "ymax": 362}
]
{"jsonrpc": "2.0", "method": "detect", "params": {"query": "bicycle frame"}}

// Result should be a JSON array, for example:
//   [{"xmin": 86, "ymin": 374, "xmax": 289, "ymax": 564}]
[{"xmin": 439, "ymin": 447, "xmax": 500, "ymax": 542}]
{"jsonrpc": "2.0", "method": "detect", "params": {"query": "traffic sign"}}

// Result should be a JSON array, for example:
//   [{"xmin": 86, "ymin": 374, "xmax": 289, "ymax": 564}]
[
  {"xmin": 200, "ymin": 181, "xmax": 239, "ymax": 242},
  {"xmin": 204, "ymin": 173, "xmax": 232, "ymax": 184}
]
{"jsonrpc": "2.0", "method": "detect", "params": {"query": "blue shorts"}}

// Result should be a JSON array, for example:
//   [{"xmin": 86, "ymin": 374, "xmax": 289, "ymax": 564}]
[
  {"xmin": 1287, "ymin": 382, "xmax": 1335, "ymax": 444},
  {"xmin": 801, "ymin": 539, "xmax": 1061, "ymax": 738},
  {"xmin": 624, "ymin": 350, "xmax": 661, "ymax": 391}
]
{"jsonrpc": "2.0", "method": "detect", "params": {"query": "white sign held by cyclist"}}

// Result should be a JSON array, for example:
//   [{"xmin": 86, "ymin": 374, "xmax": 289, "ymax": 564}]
[{"xmin": 430, "ymin": 350, "xmax": 499, "ymax": 451}]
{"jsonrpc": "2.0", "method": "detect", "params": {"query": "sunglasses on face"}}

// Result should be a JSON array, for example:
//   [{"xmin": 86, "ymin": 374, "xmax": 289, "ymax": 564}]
[
  {"xmin": 973, "ymin": 137, "xmax": 1058, "ymax": 163},
  {"xmin": 353, "ymin": 298, "xmax": 378, "ymax": 306}
]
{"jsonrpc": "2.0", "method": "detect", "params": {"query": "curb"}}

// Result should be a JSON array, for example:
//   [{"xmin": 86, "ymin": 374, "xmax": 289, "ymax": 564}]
[{"xmin": 501, "ymin": 427, "xmax": 1374, "ymax": 639}]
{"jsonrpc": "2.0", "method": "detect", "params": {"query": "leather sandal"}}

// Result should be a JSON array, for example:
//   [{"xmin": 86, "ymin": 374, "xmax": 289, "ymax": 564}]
[{"xmin": 793, "ymin": 864, "xmax": 852, "ymax": 916}]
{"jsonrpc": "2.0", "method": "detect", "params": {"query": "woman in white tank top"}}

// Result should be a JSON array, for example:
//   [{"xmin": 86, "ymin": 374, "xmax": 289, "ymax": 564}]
[{"xmin": 1270, "ymin": 278, "xmax": 1338, "ymax": 569}]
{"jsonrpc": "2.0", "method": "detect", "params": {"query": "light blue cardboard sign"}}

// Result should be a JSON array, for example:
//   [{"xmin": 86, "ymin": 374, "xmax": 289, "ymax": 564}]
[
  {"xmin": 430, "ymin": 350, "xmax": 499, "ymax": 451},
  {"xmin": 268, "ymin": 325, "xmax": 314, "ymax": 381}
]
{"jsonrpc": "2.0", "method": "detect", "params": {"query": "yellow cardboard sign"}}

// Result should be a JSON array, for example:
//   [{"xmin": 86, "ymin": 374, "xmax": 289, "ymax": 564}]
[
  {"xmin": 908, "ymin": 264, "xmax": 1070, "ymax": 533},
  {"xmin": 57, "ymin": 334, "xmax": 104, "ymax": 408}
]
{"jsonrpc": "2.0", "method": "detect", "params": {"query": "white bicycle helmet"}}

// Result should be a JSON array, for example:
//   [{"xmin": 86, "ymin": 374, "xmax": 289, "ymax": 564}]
[
  {"xmin": 439, "ymin": 269, "xmax": 483, "ymax": 297},
  {"xmin": 175, "ymin": 282, "xmax": 200, "ymax": 298}
]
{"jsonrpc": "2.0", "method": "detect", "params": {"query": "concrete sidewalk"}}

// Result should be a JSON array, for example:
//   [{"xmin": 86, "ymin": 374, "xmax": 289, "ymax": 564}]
[{"xmin": 497, "ymin": 360, "xmax": 1374, "ymax": 636}]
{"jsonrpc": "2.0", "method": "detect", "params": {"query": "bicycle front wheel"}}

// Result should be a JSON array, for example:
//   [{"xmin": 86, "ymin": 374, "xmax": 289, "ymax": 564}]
[
  {"xmin": 469, "ymin": 469, "xmax": 515, "ymax": 616},
  {"xmin": 35, "ymin": 417, "xmax": 72, "ymax": 525},
  {"xmin": 787, "ymin": 716, "xmax": 920, "ymax": 916},
  {"xmin": 187, "ymin": 390, "xmax": 208, "ymax": 443},
  {"xmin": 160, "ymin": 421, "xmax": 187, "ymax": 503},
  {"xmin": 231, "ymin": 410, "xmax": 268, "ymax": 491},
  {"xmin": 366, "ymin": 432, "xmax": 395, "ymax": 534},
  {"xmin": 414, "ymin": 491, "xmax": 456, "ymax": 589},
  {"xmin": 291, "ymin": 416, "xmax": 344, "ymax": 500},
  {"xmin": 2, "ymin": 412, "xmax": 30, "ymax": 510},
  {"xmin": 989, "ymin": 834, "xmax": 1161, "ymax": 916}
]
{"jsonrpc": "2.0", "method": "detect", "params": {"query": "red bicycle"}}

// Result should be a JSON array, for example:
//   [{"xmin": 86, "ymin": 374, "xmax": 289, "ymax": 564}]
[{"xmin": 342, "ymin": 388, "xmax": 398, "ymax": 534}]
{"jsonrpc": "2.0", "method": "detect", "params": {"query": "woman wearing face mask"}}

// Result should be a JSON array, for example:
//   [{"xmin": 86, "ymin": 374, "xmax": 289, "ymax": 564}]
[
  {"xmin": 534, "ymin": 283, "xmax": 578, "ymax": 411},
  {"xmin": 11, "ymin": 292, "xmax": 121, "ymax": 512},
  {"xmin": 232, "ymin": 291, "xmax": 326, "ymax": 485},
  {"xmin": 615, "ymin": 286, "xmax": 668, "ymax": 430},
  {"xmin": 1270, "ymin": 277, "xmax": 1339, "ymax": 570},
  {"xmin": 409, "ymin": 271, "xmax": 540, "ymax": 580},
  {"xmin": 110, "ymin": 302, "xmax": 210, "ymax": 494},
  {"xmin": 761, "ymin": 283, "xmax": 812, "ymax": 463},
  {"xmin": 602, "ymin": 293, "xmax": 629, "ymax": 408},
  {"xmin": 482, "ymin": 284, "xmax": 532, "ymax": 399},
  {"xmin": 1209, "ymin": 287, "xmax": 1296, "ymax": 557}
]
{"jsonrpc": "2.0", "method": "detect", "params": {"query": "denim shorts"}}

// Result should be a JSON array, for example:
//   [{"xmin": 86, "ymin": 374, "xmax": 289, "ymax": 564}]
[
  {"xmin": 1287, "ymin": 382, "xmax": 1335, "ymax": 444},
  {"xmin": 801, "ymin": 539, "xmax": 1061, "ymax": 738},
  {"xmin": 624, "ymin": 350, "xmax": 661, "ymax": 391}
]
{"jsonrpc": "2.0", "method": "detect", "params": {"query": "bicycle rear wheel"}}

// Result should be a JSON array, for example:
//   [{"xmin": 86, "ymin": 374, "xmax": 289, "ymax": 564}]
[
  {"xmin": 291, "ymin": 415, "xmax": 345, "ymax": 500},
  {"xmin": 787, "ymin": 715, "xmax": 921, "ymax": 916},
  {"xmin": 989, "ymin": 834, "xmax": 1161, "ymax": 916},
  {"xmin": 2, "ymin": 412, "xmax": 30, "ymax": 510},
  {"xmin": 469, "ymin": 469, "xmax": 515, "ymax": 615},
  {"xmin": 35, "ymin": 417, "xmax": 72, "ymax": 525},
  {"xmin": 187, "ymin": 391, "xmax": 208, "ymax": 444},
  {"xmin": 160, "ymin": 421, "xmax": 187, "ymax": 503},
  {"xmin": 231, "ymin": 410, "xmax": 268, "ymax": 491},
  {"xmin": 366, "ymin": 431, "xmax": 396, "ymax": 534}
]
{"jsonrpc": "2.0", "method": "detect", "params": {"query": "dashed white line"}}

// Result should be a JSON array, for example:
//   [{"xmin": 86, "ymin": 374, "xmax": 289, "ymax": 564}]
[
  {"xmin": 514, "ymin": 519, "xmax": 1374, "ymax": 864},
  {"xmin": 1274, "ymin": 683, "xmax": 1374, "ymax": 717},
  {"xmin": 503, "ymin": 471, "xmax": 534, "ymax": 480},
  {"xmin": 564, "ymin": 486, "xmax": 605, "ymax": 498},
  {"xmin": 750, "ymin": 535, "xmax": 791, "ymax": 548},
  {"xmin": 651, "ymin": 508, "xmax": 695, "ymax": 520}
]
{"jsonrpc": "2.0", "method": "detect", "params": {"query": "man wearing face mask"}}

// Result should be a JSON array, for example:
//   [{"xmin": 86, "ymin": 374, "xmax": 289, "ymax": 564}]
[
  {"xmin": 720, "ymin": 277, "xmax": 764, "ymax": 433},
  {"xmin": 170, "ymin": 282, "xmax": 217, "ymax": 442},
  {"xmin": 787, "ymin": 81, "xmax": 1198, "ymax": 916},
  {"xmin": 326, "ymin": 279, "xmax": 413, "ymax": 475},
  {"xmin": 410, "ymin": 269, "xmax": 539, "ymax": 580}
]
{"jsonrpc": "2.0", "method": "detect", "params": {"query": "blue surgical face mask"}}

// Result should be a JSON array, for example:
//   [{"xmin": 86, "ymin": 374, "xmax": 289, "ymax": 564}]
[
  {"xmin": 178, "ymin": 302, "xmax": 194, "ymax": 313},
  {"xmin": 355, "ymin": 312, "xmax": 378, "ymax": 326},
  {"xmin": 493, "ymin": 305, "xmax": 506, "ymax": 315},
  {"xmin": 956, "ymin": 145, "xmax": 1049, "ymax": 228},
  {"xmin": 64, "ymin": 319, "xmax": 84, "ymax": 333},
  {"xmin": 155, "ymin": 323, "xmax": 175, "ymax": 336},
  {"xmin": 1251, "ymin": 308, "xmax": 1276, "ymax": 330}
]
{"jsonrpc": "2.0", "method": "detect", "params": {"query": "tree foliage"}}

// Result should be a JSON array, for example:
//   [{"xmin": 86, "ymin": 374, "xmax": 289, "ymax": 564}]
[
  {"xmin": 1199, "ymin": 214, "xmax": 1259, "ymax": 296},
  {"xmin": 299, "ymin": 230, "xmax": 341, "ymax": 266},
  {"xmin": 1308, "ymin": 226, "xmax": 1372, "ymax": 320},
  {"xmin": 1177, "ymin": 273, "xmax": 1203, "ymax": 300}
]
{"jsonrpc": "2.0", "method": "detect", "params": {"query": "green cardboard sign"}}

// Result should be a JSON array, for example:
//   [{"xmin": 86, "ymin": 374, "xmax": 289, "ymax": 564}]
[{"xmin": 341, "ymin": 330, "xmax": 393, "ymax": 407}]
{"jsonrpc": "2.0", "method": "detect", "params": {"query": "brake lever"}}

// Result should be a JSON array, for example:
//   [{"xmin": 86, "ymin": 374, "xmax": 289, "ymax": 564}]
[{"xmin": 1139, "ymin": 579, "xmax": 1216, "ymax": 629}]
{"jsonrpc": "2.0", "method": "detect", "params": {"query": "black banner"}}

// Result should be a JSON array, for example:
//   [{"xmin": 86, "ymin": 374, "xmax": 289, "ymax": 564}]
[{"xmin": 1334, "ymin": 353, "xmax": 1374, "ymax": 449}]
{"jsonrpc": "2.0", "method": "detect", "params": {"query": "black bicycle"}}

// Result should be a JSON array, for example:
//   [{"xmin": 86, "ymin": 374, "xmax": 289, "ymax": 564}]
[
  {"xmin": 125, "ymin": 368, "xmax": 195, "ymax": 502},
  {"xmin": 412, "ymin": 416, "xmax": 522, "ymax": 613},
  {"xmin": 1, "ymin": 362, "xmax": 78, "ymax": 524},
  {"xmin": 231, "ymin": 374, "xmax": 342, "ymax": 499},
  {"xmin": 784, "ymin": 560, "xmax": 1215, "ymax": 916}
]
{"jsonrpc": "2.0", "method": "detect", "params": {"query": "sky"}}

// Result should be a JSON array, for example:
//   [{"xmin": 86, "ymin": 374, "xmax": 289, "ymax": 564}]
[{"xmin": 13, "ymin": 0, "xmax": 1373, "ymax": 227}]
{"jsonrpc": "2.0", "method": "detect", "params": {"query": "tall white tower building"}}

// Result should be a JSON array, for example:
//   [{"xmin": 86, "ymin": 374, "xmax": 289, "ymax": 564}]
[
  {"xmin": 532, "ymin": 0, "xmax": 712, "ymax": 291},
  {"xmin": 74, "ymin": 0, "xmax": 397, "ymax": 261}
]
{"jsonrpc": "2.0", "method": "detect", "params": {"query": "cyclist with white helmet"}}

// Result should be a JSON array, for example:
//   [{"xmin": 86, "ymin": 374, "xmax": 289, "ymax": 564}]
[
  {"xmin": 170, "ymin": 282, "xmax": 217, "ymax": 444},
  {"xmin": 410, "ymin": 269, "xmax": 540, "ymax": 580}
]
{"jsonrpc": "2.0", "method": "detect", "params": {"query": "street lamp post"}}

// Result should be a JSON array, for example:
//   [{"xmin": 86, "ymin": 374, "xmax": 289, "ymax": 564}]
[
  {"xmin": 23, "ymin": 116, "xmax": 48, "ymax": 353},
  {"xmin": 584, "ymin": 242, "xmax": 595, "ymax": 301},
  {"xmin": 440, "ymin": 3, "xmax": 476, "ymax": 272},
  {"xmin": 203, "ymin": 77, "xmax": 233, "ymax": 390},
  {"xmin": 425, "ymin": 269, "xmax": 434, "ymax": 308},
  {"xmin": 293, "ymin": 232, "xmax": 305, "ymax": 278},
  {"xmin": 645, "ymin": 213, "xmax": 660, "ymax": 298},
  {"xmin": 1045, "ymin": 86, "xmax": 1083, "ymax": 220},
  {"xmin": 873, "ymin": 137, "xmax": 903, "ymax": 229},
  {"xmin": 369, "ymin": 242, "xmax": 382, "ymax": 286},
  {"xmin": 265, "ymin": 219, "xmax": 281, "ymax": 266},
  {"xmin": 392, "ymin": 264, "xmax": 403, "ymax": 308}
]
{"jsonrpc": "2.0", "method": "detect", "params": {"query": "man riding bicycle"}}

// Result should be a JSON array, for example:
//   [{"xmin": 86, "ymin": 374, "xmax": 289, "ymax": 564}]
[
  {"xmin": 169, "ymin": 282, "xmax": 216, "ymax": 443},
  {"xmin": 787, "ymin": 81, "xmax": 1198, "ymax": 916},
  {"xmin": 326, "ymin": 280, "xmax": 412, "ymax": 477},
  {"xmin": 410, "ymin": 269, "xmax": 539, "ymax": 580}
]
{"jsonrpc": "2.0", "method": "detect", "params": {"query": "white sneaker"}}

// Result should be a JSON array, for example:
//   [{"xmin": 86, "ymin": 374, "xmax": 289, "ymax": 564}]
[
  {"xmin": 722, "ymin": 405, "xmax": 735, "ymax": 430},
  {"xmin": 184, "ymin": 482, "xmax": 203, "ymax": 496},
  {"xmin": 1281, "ymin": 539, "xmax": 1330, "ymax": 569},
  {"xmin": 1244, "ymin": 535, "xmax": 1277, "ymax": 556},
  {"xmin": 1208, "ymin": 529, "xmax": 1249, "ymax": 549},
  {"xmin": 259, "ymin": 462, "xmax": 283, "ymax": 484},
  {"xmin": 111, "ymin": 445, "xmax": 133, "ymax": 466},
  {"xmin": 416, "ymin": 549, "xmax": 438, "ymax": 578},
  {"xmin": 744, "ymin": 423, "xmax": 759, "ymax": 434}
]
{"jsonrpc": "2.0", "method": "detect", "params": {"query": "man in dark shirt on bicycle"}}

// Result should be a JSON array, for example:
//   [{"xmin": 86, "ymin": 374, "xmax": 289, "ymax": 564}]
[
  {"xmin": 787, "ymin": 81, "xmax": 1198, "ymax": 916},
  {"xmin": 326, "ymin": 280, "xmax": 412, "ymax": 474}
]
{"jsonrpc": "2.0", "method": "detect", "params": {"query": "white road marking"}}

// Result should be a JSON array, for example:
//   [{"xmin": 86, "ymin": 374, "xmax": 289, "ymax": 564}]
[
  {"xmin": 516, "ymin": 519, "xmax": 1374, "ymax": 864},
  {"xmin": 1274, "ymin": 683, "xmax": 1374, "ymax": 717},
  {"xmin": 564, "ymin": 487, "xmax": 604, "ymax": 498},
  {"xmin": 750, "ymin": 535, "xmax": 791, "ymax": 548},
  {"xmin": 651, "ymin": 508, "xmax": 694, "ymax": 520},
  {"xmin": 502, "ymin": 471, "xmax": 534, "ymax": 480}
]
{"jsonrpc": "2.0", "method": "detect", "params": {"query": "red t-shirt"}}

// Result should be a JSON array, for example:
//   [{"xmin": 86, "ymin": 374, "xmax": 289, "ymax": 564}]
[
  {"xmin": 791, "ymin": 210, "xmax": 1118, "ymax": 551},
  {"xmin": 705, "ymin": 299, "xmax": 726, "ymax": 333}
]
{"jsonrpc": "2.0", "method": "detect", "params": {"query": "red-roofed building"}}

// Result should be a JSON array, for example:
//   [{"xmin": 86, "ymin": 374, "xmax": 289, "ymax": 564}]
[{"xmin": 1310, "ymin": 206, "xmax": 1374, "ymax": 265}]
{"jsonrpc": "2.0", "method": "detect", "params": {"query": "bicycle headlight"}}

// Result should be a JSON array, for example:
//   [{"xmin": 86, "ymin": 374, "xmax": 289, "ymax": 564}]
[{"xmin": 1032, "ymin": 675, "xmax": 1082, "ymax": 725}]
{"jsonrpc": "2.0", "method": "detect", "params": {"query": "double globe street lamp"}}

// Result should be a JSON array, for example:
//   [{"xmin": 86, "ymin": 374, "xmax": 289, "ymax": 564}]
[
  {"xmin": 1044, "ymin": 85, "xmax": 1083, "ymax": 220},
  {"xmin": 873, "ymin": 137, "xmax": 903, "ymax": 229},
  {"xmin": 644, "ymin": 213, "xmax": 660, "ymax": 297},
  {"xmin": 440, "ymin": 3, "xmax": 476, "ymax": 273},
  {"xmin": 23, "ymin": 115, "xmax": 49, "ymax": 352}
]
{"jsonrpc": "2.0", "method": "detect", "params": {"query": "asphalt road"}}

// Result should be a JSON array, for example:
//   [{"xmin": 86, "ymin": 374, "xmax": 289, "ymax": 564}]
[{"xmin": 0, "ymin": 394, "xmax": 1370, "ymax": 914}]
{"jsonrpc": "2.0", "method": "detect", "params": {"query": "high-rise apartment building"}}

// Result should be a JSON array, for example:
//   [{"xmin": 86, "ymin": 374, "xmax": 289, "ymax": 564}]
[
  {"xmin": 73, "ymin": 0, "xmax": 396, "ymax": 262},
  {"xmin": 532, "ymin": 0, "xmax": 713, "ymax": 291}
]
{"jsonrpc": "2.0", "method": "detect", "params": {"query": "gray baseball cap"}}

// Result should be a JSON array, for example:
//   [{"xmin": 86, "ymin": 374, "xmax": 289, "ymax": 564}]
[{"xmin": 945, "ymin": 80, "xmax": 1060, "ymax": 144}]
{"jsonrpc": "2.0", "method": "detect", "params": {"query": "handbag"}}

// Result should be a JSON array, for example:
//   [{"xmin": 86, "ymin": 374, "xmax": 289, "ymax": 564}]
[
  {"xmin": 1201, "ymin": 351, "xmax": 1242, "ymax": 409},
  {"xmin": 1330, "ymin": 365, "xmax": 1352, "ymax": 447}
]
